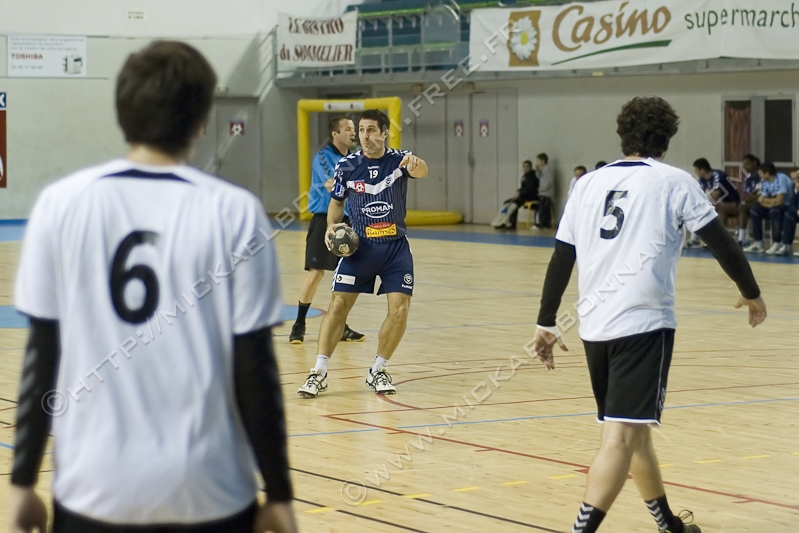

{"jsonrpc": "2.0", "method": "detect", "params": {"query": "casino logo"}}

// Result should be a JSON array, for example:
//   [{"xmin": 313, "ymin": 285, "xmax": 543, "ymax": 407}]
[
  {"xmin": 362, "ymin": 201, "xmax": 393, "ymax": 219},
  {"xmin": 403, "ymin": 274, "xmax": 413, "ymax": 285},
  {"xmin": 365, "ymin": 222, "xmax": 397, "ymax": 238},
  {"xmin": 354, "ymin": 181, "xmax": 366, "ymax": 193}
]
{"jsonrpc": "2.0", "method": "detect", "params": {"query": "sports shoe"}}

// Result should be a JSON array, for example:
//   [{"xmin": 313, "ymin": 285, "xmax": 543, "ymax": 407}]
[
  {"xmin": 289, "ymin": 323, "xmax": 305, "ymax": 344},
  {"xmin": 658, "ymin": 510, "xmax": 701, "ymax": 533},
  {"xmin": 297, "ymin": 369, "xmax": 328, "ymax": 398},
  {"xmin": 341, "ymin": 325, "xmax": 365, "ymax": 342},
  {"xmin": 684, "ymin": 239, "xmax": 701, "ymax": 249},
  {"xmin": 774, "ymin": 244, "xmax": 792, "ymax": 256},
  {"xmin": 765, "ymin": 242, "xmax": 782, "ymax": 255},
  {"xmin": 743, "ymin": 242, "xmax": 765, "ymax": 253},
  {"xmin": 366, "ymin": 366, "xmax": 396, "ymax": 394}
]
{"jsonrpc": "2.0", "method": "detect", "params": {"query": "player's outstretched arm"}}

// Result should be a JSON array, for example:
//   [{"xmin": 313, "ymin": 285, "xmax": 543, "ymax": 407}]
[
  {"xmin": 233, "ymin": 327, "xmax": 297, "ymax": 533},
  {"xmin": 532, "ymin": 240, "xmax": 576, "ymax": 370},
  {"xmin": 400, "ymin": 154, "xmax": 428, "ymax": 178},
  {"xmin": 695, "ymin": 218, "xmax": 766, "ymax": 327},
  {"xmin": 10, "ymin": 318, "xmax": 59, "ymax": 533}
]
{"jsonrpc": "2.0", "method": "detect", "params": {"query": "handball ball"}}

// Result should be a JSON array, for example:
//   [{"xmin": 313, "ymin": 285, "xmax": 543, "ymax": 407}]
[{"xmin": 331, "ymin": 226, "xmax": 359, "ymax": 257}]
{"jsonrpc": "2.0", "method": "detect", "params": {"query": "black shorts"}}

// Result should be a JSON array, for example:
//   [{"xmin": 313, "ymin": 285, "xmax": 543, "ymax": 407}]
[
  {"xmin": 305, "ymin": 213, "xmax": 350, "ymax": 271},
  {"xmin": 583, "ymin": 328, "xmax": 675, "ymax": 425},
  {"xmin": 53, "ymin": 500, "xmax": 256, "ymax": 533}
]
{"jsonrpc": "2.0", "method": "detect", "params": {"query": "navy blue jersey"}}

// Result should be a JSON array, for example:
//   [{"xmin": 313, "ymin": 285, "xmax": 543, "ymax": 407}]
[
  {"xmin": 700, "ymin": 169, "xmax": 740, "ymax": 203},
  {"xmin": 331, "ymin": 148, "xmax": 412, "ymax": 243}
]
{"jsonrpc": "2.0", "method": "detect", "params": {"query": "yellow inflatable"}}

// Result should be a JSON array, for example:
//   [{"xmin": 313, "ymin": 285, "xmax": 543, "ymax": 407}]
[{"xmin": 405, "ymin": 210, "xmax": 462, "ymax": 226}]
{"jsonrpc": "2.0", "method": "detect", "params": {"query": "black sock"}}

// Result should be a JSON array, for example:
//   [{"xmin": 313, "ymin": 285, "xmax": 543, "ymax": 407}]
[
  {"xmin": 571, "ymin": 503, "xmax": 606, "ymax": 533},
  {"xmin": 645, "ymin": 496, "xmax": 682, "ymax": 532},
  {"xmin": 296, "ymin": 302, "xmax": 311, "ymax": 324}
]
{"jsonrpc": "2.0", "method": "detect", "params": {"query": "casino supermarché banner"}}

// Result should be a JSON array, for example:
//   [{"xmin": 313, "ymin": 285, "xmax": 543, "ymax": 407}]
[
  {"xmin": 278, "ymin": 11, "xmax": 357, "ymax": 68},
  {"xmin": 469, "ymin": 0, "xmax": 799, "ymax": 71}
]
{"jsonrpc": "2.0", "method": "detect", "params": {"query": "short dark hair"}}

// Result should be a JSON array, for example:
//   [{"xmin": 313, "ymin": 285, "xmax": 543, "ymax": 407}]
[
  {"xmin": 328, "ymin": 115, "xmax": 349, "ymax": 141},
  {"xmin": 536, "ymin": 153, "xmax": 548, "ymax": 163},
  {"xmin": 359, "ymin": 109, "xmax": 390, "ymax": 132},
  {"xmin": 693, "ymin": 158, "xmax": 712, "ymax": 172},
  {"xmin": 523, "ymin": 160, "xmax": 533, "ymax": 166},
  {"xmin": 759, "ymin": 161, "xmax": 777, "ymax": 176},
  {"xmin": 595, "ymin": 161, "xmax": 607, "ymax": 169},
  {"xmin": 616, "ymin": 97, "xmax": 679, "ymax": 158},
  {"xmin": 574, "ymin": 165, "xmax": 587, "ymax": 173},
  {"xmin": 743, "ymin": 154, "xmax": 761, "ymax": 165},
  {"xmin": 116, "ymin": 41, "xmax": 217, "ymax": 156}
]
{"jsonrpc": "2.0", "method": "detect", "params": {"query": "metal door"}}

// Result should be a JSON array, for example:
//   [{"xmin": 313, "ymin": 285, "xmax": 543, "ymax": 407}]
[
  {"xmin": 445, "ymin": 92, "xmax": 470, "ymax": 218},
  {"xmin": 215, "ymin": 97, "xmax": 260, "ymax": 196},
  {"xmin": 470, "ymin": 92, "xmax": 499, "ymax": 224}
]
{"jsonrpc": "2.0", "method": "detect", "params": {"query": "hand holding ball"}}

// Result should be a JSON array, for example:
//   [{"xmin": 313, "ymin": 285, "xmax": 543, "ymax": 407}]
[{"xmin": 328, "ymin": 225, "xmax": 359, "ymax": 257}]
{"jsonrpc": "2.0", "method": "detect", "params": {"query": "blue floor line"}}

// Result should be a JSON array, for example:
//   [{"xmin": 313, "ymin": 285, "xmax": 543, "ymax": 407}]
[
  {"xmin": 3, "ymin": 218, "xmax": 799, "ymax": 263},
  {"xmin": 2, "ymin": 397, "xmax": 797, "ymax": 448}
]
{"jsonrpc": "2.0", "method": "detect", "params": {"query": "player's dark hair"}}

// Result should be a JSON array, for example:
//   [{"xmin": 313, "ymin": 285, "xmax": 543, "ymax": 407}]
[
  {"xmin": 693, "ymin": 158, "xmax": 712, "ymax": 172},
  {"xmin": 574, "ymin": 165, "xmax": 587, "ymax": 173},
  {"xmin": 616, "ymin": 97, "xmax": 679, "ymax": 158},
  {"xmin": 359, "ymin": 109, "xmax": 390, "ymax": 132},
  {"xmin": 536, "ymin": 153, "xmax": 548, "ymax": 164},
  {"xmin": 743, "ymin": 154, "xmax": 761, "ymax": 165},
  {"xmin": 759, "ymin": 161, "xmax": 777, "ymax": 176},
  {"xmin": 328, "ymin": 115, "xmax": 349, "ymax": 141},
  {"xmin": 595, "ymin": 161, "xmax": 607, "ymax": 169},
  {"xmin": 116, "ymin": 41, "xmax": 217, "ymax": 156},
  {"xmin": 523, "ymin": 160, "xmax": 533, "ymax": 167}
]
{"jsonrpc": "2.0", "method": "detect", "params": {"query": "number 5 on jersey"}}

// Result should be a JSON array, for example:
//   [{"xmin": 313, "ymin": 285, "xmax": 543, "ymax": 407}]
[{"xmin": 601, "ymin": 190, "xmax": 628, "ymax": 240}]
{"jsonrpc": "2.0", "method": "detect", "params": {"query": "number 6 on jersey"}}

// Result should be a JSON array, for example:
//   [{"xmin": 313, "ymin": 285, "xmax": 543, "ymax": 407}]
[{"xmin": 110, "ymin": 231, "xmax": 161, "ymax": 324}]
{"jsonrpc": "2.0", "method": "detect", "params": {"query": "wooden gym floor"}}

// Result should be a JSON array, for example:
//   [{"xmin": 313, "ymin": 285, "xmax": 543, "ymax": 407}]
[{"xmin": 0, "ymin": 221, "xmax": 797, "ymax": 532}]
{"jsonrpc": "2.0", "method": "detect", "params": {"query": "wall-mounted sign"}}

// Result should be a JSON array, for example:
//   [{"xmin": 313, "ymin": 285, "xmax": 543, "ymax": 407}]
[
  {"xmin": 479, "ymin": 120, "xmax": 489, "ymax": 138},
  {"xmin": 230, "ymin": 120, "xmax": 245, "ymax": 136},
  {"xmin": 454, "ymin": 119, "xmax": 464, "ymax": 137},
  {"xmin": 8, "ymin": 35, "xmax": 87, "ymax": 78},
  {"xmin": 0, "ymin": 93, "xmax": 6, "ymax": 188},
  {"xmin": 278, "ymin": 11, "xmax": 357, "ymax": 68}
]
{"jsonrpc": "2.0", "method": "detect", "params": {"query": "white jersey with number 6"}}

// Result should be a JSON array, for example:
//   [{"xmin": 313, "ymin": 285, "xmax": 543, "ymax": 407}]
[
  {"xmin": 556, "ymin": 158, "xmax": 716, "ymax": 342},
  {"xmin": 15, "ymin": 159, "xmax": 282, "ymax": 524}
]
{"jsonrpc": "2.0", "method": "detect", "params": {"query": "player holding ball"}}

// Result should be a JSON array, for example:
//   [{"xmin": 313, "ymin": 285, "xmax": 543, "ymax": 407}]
[{"xmin": 298, "ymin": 109, "xmax": 428, "ymax": 398}]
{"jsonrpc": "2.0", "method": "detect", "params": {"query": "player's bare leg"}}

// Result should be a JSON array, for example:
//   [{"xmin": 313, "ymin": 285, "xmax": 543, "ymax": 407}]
[
  {"xmin": 298, "ymin": 291, "xmax": 358, "ymax": 398},
  {"xmin": 631, "ymin": 428, "xmax": 700, "ymax": 532},
  {"xmin": 318, "ymin": 291, "xmax": 359, "ymax": 355},
  {"xmin": 299, "ymin": 269, "xmax": 325, "ymax": 303},
  {"xmin": 366, "ymin": 292, "xmax": 410, "ymax": 394}
]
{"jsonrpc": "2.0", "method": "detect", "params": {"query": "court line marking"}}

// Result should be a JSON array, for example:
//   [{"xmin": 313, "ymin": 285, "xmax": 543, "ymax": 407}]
[
  {"xmin": 501, "ymin": 480, "xmax": 528, "ymax": 486},
  {"xmin": 294, "ymin": 497, "xmax": 427, "ymax": 532},
  {"xmin": 694, "ymin": 459, "xmax": 723, "ymax": 464},
  {"xmin": 291, "ymin": 468, "xmax": 562, "ymax": 532},
  {"xmin": 744, "ymin": 455, "xmax": 769, "ymax": 460},
  {"xmin": 403, "ymin": 493, "xmax": 432, "ymax": 499},
  {"xmin": 452, "ymin": 486, "xmax": 480, "ymax": 492},
  {"xmin": 305, "ymin": 507, "xmax": 334, "ymax": 514},
  {"xmin": 549, "ymin": 474, "xmax": 575, "ymax": 480},
  {"xmin": 358, "ymin": 499, "xmax": 383, "ymax": 506}
]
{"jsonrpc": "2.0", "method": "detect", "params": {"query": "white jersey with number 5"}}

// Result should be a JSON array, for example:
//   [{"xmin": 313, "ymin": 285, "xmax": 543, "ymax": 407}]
[
  {"xmin": 15, "ymin": 159, "xmax": 282, "ymax": 524},
  {"xmin": 556, "ymin": 158, "xmax": 716, "ymax": 342}
]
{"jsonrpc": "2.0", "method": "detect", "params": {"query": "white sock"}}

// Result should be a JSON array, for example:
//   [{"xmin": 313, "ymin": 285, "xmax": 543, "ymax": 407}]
[
  {"xmin": 314, "ymin": 355, "xmax": 329, "ymax": 375},
  {"xmin": 372, "ymin": 355, "xmax": 389, "ymax": 373},
  {"xmin": 737, "ymin": 228, "xmax": 746, "ymax": 241}
]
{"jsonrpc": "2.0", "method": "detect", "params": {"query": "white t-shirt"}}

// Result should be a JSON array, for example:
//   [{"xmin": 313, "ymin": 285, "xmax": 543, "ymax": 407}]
[
  {"xmin": 15, "ymin": 159, "xmax": 283, "ymax": 524},
  {"xmin": 556, "ymin": 158, "xmax": 717, "ymax": 342}
]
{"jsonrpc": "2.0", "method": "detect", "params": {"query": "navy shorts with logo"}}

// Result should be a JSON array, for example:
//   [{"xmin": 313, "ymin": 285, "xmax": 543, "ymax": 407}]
[{"xmin": 332, "ymin": 237, "xmax": 414, "ymax": 295}]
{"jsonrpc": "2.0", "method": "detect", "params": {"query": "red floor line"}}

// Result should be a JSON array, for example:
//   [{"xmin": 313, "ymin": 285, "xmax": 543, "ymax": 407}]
[
  {"xmin": 335, "ymin": 381, "xmax": 799, "ymax": 415},
  {"xmin": 324, "ymin": 414, "xmax": 799, "ymax": 511}
]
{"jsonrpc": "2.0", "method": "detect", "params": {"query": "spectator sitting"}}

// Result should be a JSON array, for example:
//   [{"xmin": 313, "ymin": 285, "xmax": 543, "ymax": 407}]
[
  {"xmin": 744, "ymin": 162, "xmax": 794, "ymax": 254},
  {"xmin": 534, "ymin": 153, "xmax": 554, "ymax": 228},
  {"xmin": 770, "ymin": 170, "xmax": 799, "ymax": 256},
  {"xmin": 567, "ymin": 165, "xmax": 587, "ymax": 199},
  {"xmin": 595, "ymin": 161, "xmax": 608, "ymax": 170},
  {"xmin": 491, "ymin": 160, "xmax": 539, "ymax": 230},
  {"xmin": 737, "ymin": 154, "xmax": 761, "ymax": 245},
  {"xmin": 686, "ymin": 158, "xmax": 740, "ymax": 247}
]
